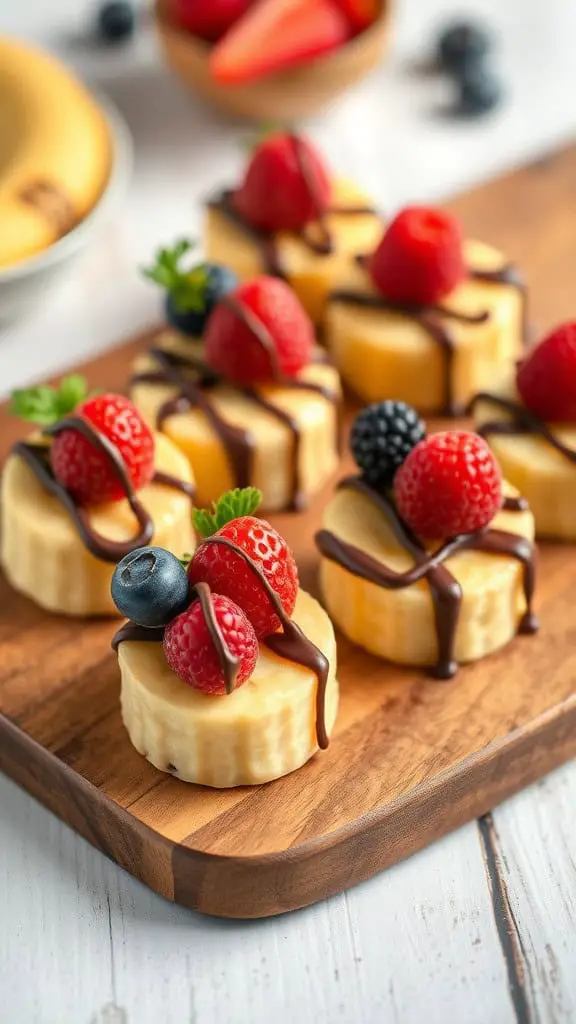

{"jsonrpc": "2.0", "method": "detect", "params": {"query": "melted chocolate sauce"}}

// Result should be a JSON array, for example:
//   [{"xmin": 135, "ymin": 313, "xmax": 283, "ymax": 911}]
[
  {"xmin": 315, "ymin": 476, "xmax": 538, "ymax": 679},
  {"xmin": 132, "ymin": 331, "xmax": 339, "ymax": 512},
  {"xmin": 468, "ymin": 392, "xmax": 576, "ymax": 465},
  {"xmin": 112, "ymin": 536, "xmax": 331, "ymax": 749},
  {"xmin": 12, "ymin": 417, "xmax": 193, "ymax": 564}
]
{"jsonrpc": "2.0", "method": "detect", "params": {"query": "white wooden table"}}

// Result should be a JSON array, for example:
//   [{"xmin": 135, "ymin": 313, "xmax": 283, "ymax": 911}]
[{"xmin": 2, "ymin": 2, "xmax": 576, "ymax": 1021}]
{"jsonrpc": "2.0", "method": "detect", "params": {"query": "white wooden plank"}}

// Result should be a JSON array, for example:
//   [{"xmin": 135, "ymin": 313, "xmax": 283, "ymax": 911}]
[
  {"xmin": 0, "ymin": 771, "xmax": 515, "ymax": 1024},
  {"xmin": 490, "ymin": 763, "xmax": 576, "ymax": 1023}
]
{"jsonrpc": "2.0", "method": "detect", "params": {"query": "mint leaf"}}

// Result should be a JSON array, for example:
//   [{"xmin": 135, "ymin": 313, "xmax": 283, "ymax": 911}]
[
  {"xmin": 142, "ymin": 238, "xmax": 211, "ymax": 314},
  {"xmin": 9, "ymin": 375, "xmax": 88, "ymax": 426},
  {"xmin": 192, "ymin": 487, "xmax": 263, "ymax": 538}
]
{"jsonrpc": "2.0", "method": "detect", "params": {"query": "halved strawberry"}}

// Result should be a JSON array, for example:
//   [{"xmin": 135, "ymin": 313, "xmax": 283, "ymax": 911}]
[
  {"xmin": 171, "ymin": 0, "xmax": 253, "ymax": 42},
  {"xmin": 334, "ymin": 0, "xmax": 378, "ymax": 33},
  {"xmin": 210, "ymin": 0, "xmax": 351, "ymax": 84}
]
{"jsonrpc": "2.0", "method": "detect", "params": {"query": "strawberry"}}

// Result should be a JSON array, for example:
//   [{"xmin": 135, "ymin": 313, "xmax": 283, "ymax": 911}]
[
  {"xmin": 51, "ymin": 394, "xmax": 155, "ymax": 505},
  {"xmin": 171, "ymin": 0, "xmax": 253, "ymax": 42},
  {"xmin": 394, "ymin": 430, "xmax": 502, "ymax": 539},
  {"xmin": 334, "ymin": 0, "xmax": 378, "ymax": 32},
  {"xmin": 164, "ymin": 592, "xmax": 258, "ymax": 694},
  {"xmin": 188, "ymin": 488, "xmax": 299, "ymax": 637},
  {"xmin": 234, "ymin": 132, "xmax": 332, "ymax": 233},
  {"xmin": 204, "ymin": 276, "xmax": 314, "ymax": 384},
  {"xmin": 210, "ymin": 0, "xmax": 351, "ymax": 85},
  {"xmin": 370, "ymin": 207, "xmax": 466, "ymax": 306},
  {"xmin": 517, "ymin": 322, "xmax": 576, "ymax": 422}
]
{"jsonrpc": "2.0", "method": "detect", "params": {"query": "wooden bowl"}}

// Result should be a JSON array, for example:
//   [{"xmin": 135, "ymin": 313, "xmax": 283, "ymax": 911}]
[{"xmin": 154, "ymin": 0, "xmax": 393, "ymax": 122}]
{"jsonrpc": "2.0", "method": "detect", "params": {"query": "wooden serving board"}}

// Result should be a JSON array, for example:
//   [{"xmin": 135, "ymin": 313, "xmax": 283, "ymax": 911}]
[{"xmin": 2, "ymin": 146, "xmax": 576, "ymax": 920}]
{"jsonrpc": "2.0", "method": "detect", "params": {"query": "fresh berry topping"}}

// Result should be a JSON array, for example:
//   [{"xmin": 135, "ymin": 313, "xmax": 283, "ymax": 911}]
[
  {"xmin": 143, "ymin": 239, "xmax": 238, "ymax": 336},
  {"xmin": 234, "ymin": 132, "xmax": 332, "ymax": 233},
  {"xmin": 517, "ymin": 322, "xmax": 576, "ymax": 422},
  {"xmin": 370, "ymin": 207, "xmax": 466, "ymax": 306},
  {"xmin": 51, "ymin": 394, "xmax": 155, "ymax": 505},
  {"xmin": 164, "ymin": 593, "xmax": 258, "ymax": 695},
  {"xmin": 394, "ymin": 430, "xmax": 502, "ymax": 539},
  {"xmin": 172, "ymin": 0, "xmax": 252, "ymax": 42},
  {"xmin": 189, "ymin": 490, "xmax": 298, "ymax": 637},
  {"xmin": 455, "ymin": 66, "xmax": 503, "ymax": 117},
  {"xmin": 210, "ymin": 0, "xmax": 350, "ymax": 85},
  {"xmin": 97, "ymin": 1, "xmax": 136, "ymax": 43},
  {"xmin": 437, "ymin": 21, "xmax": 492, "ymax": 74},
  {"xmin": 351, "ymin": 400, "xmax": 426, "ymax": 490},
  {"xmin": 333, "ymin": 0, "xmax": 378, "ymax": 33},
  {"xmin": 204, "ymin": 276, "xmax": 314, "ymax": 384},
  {"xmin": 111, "ymin": 547, "xmax": 190, "ymax": 627},
  {"xmin": 10, "ymin": 375, "xmax": 88, "ymax": 426}
]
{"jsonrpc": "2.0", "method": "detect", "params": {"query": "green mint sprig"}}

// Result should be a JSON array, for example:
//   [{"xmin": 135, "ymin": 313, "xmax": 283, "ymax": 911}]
[
  {"xmin": 10, "ymin": 375, "xmax": 88, "ymax": 426},
  {"xmin": 141, "ymin": 238, "xmax": 210, "ymax": 314},
  {"xmin": 193, "ymin": 487, "xmax": 263, "ymax": 539}
]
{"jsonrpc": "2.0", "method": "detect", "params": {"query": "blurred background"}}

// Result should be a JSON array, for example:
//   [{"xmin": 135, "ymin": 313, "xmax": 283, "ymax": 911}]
[{"xmin": 2, "ymin": 0, "xmax": 575, "ymax": 391}]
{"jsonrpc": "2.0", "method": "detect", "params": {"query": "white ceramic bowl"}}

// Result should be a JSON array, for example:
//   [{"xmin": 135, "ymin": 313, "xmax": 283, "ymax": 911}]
[{"xmin": 0, "ymin": 95, "xmax": 133, "ymax": 324}]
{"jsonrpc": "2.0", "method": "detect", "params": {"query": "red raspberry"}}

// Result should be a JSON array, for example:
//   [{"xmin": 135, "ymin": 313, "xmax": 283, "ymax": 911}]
[
  {"xmin": 163, "ymin": 593, "xmax": 258, "ymax": 695},
  {"xmin": 394, "ymin": 431, "xmax": 502, "ymax": 539},
  {"xmin": 234, "ymin": 132, "xmax": 332, "ymax": 232},
  {"xmin": 188, "ymin": 515, "xmax": 299, "ymax": 638},
  {"xmin": 517, "ymin": 322, "xmax": 576, "ymax": 422},
  {"xmin": 204, "ymin": 276, "xmax": 314, "ymax": 384},
  {"xmin": 51, "ymin": 394, "xmax": 155, "ymax": 506},
  {"xmin": 370, "ymin": 206, "xmax": 466, "ymax": 306}
]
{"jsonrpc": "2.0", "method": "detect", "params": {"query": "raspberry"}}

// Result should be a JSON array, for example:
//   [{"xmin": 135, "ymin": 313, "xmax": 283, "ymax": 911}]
[
  {"xmin": 517, "ymin": 322, "xmax": 576, "ymax": 422},
  {"xmin": 370, "ymin": 206, "xmax": 466, "ymax": 306},
  {"xmin": 204, "ymin": 276, "xmax": 314, "ymax": 384},
  {"xmin": 350, "ymin": 400, "xmax": 426, "ymax": 490},
  {"xmin": 51, "ymin": 394, "xmax": 155, "ymax": 505},
  {"xmin": 188, "ymin": 515, "xmax": 299, "ymax": 638},
  {"xmin": 163, "ymin": 592, "xmax": 258, "ymax": 695},
  {"xmin": 234, "ymin": 132, "xmax": 332, "ymax": 232},
  {"xmin": 394, "ymin": 430, "xmax": 502, "ymax": 539}
]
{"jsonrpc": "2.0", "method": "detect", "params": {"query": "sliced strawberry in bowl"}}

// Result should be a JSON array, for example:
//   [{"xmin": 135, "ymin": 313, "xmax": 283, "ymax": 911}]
[
  {"xmin": 170, "ymin": 0, "xmax": 253, "ymax": 42},
  {"xmin": 334, "ymin": 0, "xmax": 379, "ymax": 33},
  {"xmin": 210, "ymin": 0, "xmax": 351, "ymax": 85}
]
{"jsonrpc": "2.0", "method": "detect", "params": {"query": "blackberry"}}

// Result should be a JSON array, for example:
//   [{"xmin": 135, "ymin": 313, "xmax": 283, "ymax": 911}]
[
  {"xmin": 437, "ymin": 21, "xmax": 492, "ymax": 75},
  {"xmin": 350, "ymin": 401, "xmax": 426, "ymax": 491}
]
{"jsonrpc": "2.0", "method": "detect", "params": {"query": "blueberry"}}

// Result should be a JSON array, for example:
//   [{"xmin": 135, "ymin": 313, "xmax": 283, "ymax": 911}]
[
  {"xmin": 437, "ymin": 21, "xmax": 492, "ymax": 75},
  {"xmin": 456, "ymin": 67, "xmax": 503, "ymax": 117},
  {"xmin": 351, "ymin": 400, "xmax": 426, "ymax": 491},
  {"xmin": 97, "ymin": 1, "xmax": 136, "ymax": 44},
  {"xmin": 165, "ymin": 263, "xmax": 238, "ymax": 337},
  {"xmin": 111, "ymin": 547, "xmax": 190, "ymax": 627}
]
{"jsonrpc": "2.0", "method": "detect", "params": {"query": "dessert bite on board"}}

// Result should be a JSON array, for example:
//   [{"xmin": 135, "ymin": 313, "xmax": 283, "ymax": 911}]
[
  {"xmin": 324, "ymin": 206, "xmax": 526, "ymax": 415},
  {"xmin": 1, "ymin": 378, "xmax": 195, "ymax": 617},
  {"xmin": 136, "ymin": 257, "xmax": 341, "ymax": 512},
  {"xmin": 470, "ymin": 322, "xmax": 576, "ymax": 541},
  {"xmin": 203, "ymin": 130, "xmax": 381, "ymax": 323},
  {"xmin": 316, "ymin": 402, "xmax": 538, "ymax": 676},
  {"xmin": 111, "ymin": 488, "xmax": 339, "ymax": 788}
]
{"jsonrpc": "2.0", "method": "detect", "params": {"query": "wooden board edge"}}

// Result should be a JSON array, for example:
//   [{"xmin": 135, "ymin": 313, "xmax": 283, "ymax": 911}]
[{"xmin": 2, "ymin": 692, "xmax": 575, "ymax": 919}]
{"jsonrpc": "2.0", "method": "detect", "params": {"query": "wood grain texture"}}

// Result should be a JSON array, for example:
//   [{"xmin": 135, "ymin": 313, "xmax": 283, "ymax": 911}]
[{"xmin": 2, "ymin": 146, "xmax": 576, "ymax": 919}]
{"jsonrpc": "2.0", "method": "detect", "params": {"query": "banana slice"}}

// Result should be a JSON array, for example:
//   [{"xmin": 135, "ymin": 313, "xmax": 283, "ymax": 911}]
[
  {"xmin": 204, "ymin": 179, "xmax": 382, "ymax": 324},
  {"xmin": 0, "ymin": 37, "xmax": 111, "ymax": 268},
  {"xmin": 471, "ymin": 370, "xmax": 576, "ymax": 540},
  {"xmin": 1, "ymin": 432, "xmax": 195, "ymax": 617},
  {"xmin": 118, "ymin": 589, "xmax": 339, "ymax": 788},
  {"xmin": 131, "ymin": 330, "xmax": 340, "ymax": 513},
  {"xmin": 318, "ymin": 481, "xmax": 535, "ymax": 671},
  {"xmin": 324, "ymin": 240, "xmax": 524, "ymax": 415}
]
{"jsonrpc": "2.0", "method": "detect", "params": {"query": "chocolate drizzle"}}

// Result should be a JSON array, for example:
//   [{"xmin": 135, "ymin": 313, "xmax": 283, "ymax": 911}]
[
  {"xmin": 469, "ymin": 392, "xmax": 576, "ymax": 465},
  {"xmin": 12, "ymin": 417, "xmax": 194, "ymax": 564},
  {"xmin": 132, "ymin": 328, "xmax": 339, "ymax": 512},
  {"xmin": 330, "ymin": 260, "xmax": 526, "ymax": 416},
  {"xmin": 315, "ymin": 476, "xmax": 538, "ymax": 679},
  {"xmin": 112, "ymin": 536, "xmax": 331, "ymax": 749}
]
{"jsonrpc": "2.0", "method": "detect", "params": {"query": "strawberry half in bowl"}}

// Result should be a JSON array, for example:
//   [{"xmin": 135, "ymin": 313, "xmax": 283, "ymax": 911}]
[{"xmin": 154, "ymin": 0, "xmax": 393, "ymax": 121}]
